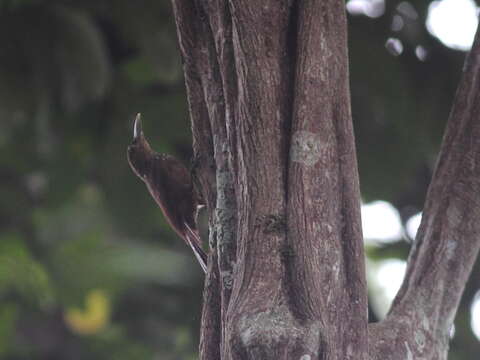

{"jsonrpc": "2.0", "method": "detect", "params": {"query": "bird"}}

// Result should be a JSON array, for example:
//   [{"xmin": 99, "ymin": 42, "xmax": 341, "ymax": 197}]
[{"xmin": 127, "ymin": 113, "xmax": 207, "ymax": 273}]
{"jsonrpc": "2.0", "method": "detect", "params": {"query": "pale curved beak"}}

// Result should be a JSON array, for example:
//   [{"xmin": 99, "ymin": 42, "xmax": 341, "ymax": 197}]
[{"xmin": 133, "ymin": 113, "xmax": 142, "ymax": 139}]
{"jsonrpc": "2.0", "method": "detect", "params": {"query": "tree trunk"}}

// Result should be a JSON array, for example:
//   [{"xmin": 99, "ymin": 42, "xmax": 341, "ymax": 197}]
[{"xmin": 169, "ymin": 0, "xmax": 480, "ymax": 359}]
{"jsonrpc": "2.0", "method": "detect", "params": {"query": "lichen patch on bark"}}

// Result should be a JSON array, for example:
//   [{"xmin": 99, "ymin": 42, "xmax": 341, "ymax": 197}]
[
  {"xmin": 290, "ymin": 130, "xmax": 324, "ymax": 166},
  {"xmin": 255, "ymin": 214, "xmax": 286, "ymax": 234},
  {"xmin": 221, "ymin": 270, "xmax": 234, "ymax": 289},
  {"xmin": 237, "ymin": 306, "xmax": 321, "ymax": 356}
]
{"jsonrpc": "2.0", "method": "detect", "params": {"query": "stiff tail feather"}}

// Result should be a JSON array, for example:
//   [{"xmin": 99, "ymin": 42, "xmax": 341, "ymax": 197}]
[{"xmin": 184, "ymin": 223, "xmax": 208, "ymax": 273}]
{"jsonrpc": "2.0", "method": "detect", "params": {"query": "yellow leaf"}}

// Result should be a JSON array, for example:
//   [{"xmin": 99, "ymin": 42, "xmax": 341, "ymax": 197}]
[{"xmin": 64, "ymin": 289, "xmax": 110, "ymax": 335}]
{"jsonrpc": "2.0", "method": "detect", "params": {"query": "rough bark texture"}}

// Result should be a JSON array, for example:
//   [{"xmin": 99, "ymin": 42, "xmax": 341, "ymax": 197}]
[
  {"xmin": 369, "ymin": 27, "xmax": 480, "ymax": 360},
  {"xmin": 167, "ymin": 0, "xmax": 480, "ymax": 359}
]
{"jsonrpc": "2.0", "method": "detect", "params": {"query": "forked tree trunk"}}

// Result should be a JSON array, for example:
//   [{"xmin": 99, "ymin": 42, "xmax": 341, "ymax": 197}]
[{"xmin": 168, "ymin": 1, "xmax": 480, "ymax": 359}]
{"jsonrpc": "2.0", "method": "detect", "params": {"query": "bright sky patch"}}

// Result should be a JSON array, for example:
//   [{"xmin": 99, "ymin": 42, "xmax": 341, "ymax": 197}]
[{"xmin": 426, "ymin": 0, "xmax": 479, "ymax": 51}]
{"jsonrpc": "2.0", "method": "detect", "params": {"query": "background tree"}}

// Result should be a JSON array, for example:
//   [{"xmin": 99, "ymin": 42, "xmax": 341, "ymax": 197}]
[{"xmin": 0, "ymin": 0, "xmax": 479, "ymax": 359}]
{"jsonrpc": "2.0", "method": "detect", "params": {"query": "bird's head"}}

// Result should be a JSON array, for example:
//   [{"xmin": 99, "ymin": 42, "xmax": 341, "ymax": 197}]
[{"xmin": 127, "ymin": 113, "xmax": 153, "ymax": 180}]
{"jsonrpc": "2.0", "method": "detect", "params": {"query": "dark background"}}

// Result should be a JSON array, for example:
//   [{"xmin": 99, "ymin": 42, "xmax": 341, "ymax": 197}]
[{"xmin": 0, "ymin": 0, "xmax": 478, "ymax": 359}]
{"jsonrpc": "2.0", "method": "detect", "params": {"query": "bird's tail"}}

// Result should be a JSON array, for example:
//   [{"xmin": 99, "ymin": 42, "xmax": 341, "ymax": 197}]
[{"xmin": 184, "ymin": 223, "xmax": 208, "ymax": 273}]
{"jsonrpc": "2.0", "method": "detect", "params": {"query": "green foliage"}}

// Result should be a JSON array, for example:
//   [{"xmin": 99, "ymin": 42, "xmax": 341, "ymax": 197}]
[
  {"xmin": 0, "ymin": 1, "xmax": 201, "ymax": 358},
  {"xmin": 0, "ymin": 302, "xmax": 19, "ymax": 356},
  {"xmin": 0, "ymin": 232, "xmax": 54, "ymax": 308}
]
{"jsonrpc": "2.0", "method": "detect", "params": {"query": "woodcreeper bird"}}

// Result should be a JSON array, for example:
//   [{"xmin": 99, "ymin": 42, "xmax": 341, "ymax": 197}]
[{"xmin": 127, "ymin": 114, "xmax": 207, "ymax": 272}]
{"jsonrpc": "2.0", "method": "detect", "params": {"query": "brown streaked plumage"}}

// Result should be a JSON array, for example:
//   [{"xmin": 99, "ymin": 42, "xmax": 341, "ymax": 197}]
[{"xmin": 127, "ymin": 113, "xmax": 207, "ymax": 272}]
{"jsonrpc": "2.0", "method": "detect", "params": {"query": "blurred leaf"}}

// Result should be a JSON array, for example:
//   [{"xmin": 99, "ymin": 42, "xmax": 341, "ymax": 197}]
[
  {"xmin": 51, "ymin": 5, "xmax": 111, "ymax": 111},
  {"xmin": 106, "ymin": 243, "xmax": 196, "ymax": 285},
  {"xmin": 122, "ymin": 56, "xmax": 160, "ymax": 87},
  {"xmin": 89, "ymin": 325, "xmax": 154, "ymax": 360},
  {"xmin": 34, "ymin": 184, "xmax": 110, "ymax": 246},
  {"xmin": 65, "ymin": 289, "xmax": 111, "ymax": 335},
  {"xmin": 0, "ymin": 302, "xmax": 19, "ymax": 356},
  {"xmin": 0, "ymin": 232, "xmax": 54, "ymax": 308}
]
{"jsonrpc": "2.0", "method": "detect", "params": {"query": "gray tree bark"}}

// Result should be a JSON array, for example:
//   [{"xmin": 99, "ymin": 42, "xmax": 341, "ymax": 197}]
[{"xmin": 168, "ymin": 0, "xmax": 480, "ymax": 359}]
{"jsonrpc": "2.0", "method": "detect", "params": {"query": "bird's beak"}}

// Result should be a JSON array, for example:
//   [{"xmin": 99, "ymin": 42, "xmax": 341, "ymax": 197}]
[{"xmin": 133, "ymin": 113, "xmax": 143, "ymax": 140}]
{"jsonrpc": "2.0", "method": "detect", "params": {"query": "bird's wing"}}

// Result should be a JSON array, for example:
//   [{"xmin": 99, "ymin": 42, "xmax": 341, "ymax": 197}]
[
  {"xmin": 161, "ymin": 154, "xmax": 198, "ymax": 226},
  {"xmin": 184, "ymin": 222, "xmax": 208, "ymax": 273},
  {"xmin": 162, "ymin": 154, "xmax": 192, "ymax": 191}
]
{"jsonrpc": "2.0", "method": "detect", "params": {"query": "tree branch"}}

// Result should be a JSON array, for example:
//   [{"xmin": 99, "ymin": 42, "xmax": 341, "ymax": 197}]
[
  {"xmin": 369, "ymin": 25, "xmax": 480, "ymax": 360},
  {"xmin": 286, "ymin": 0, "xmax": 367, "ymax": 357},
  {"xmin": 170, "ymin": 1, "xmax": 221, "ymax": 359},
  {"xmin": 191, "ymin": 0, "xmax": 238, "ymax": 354}
]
